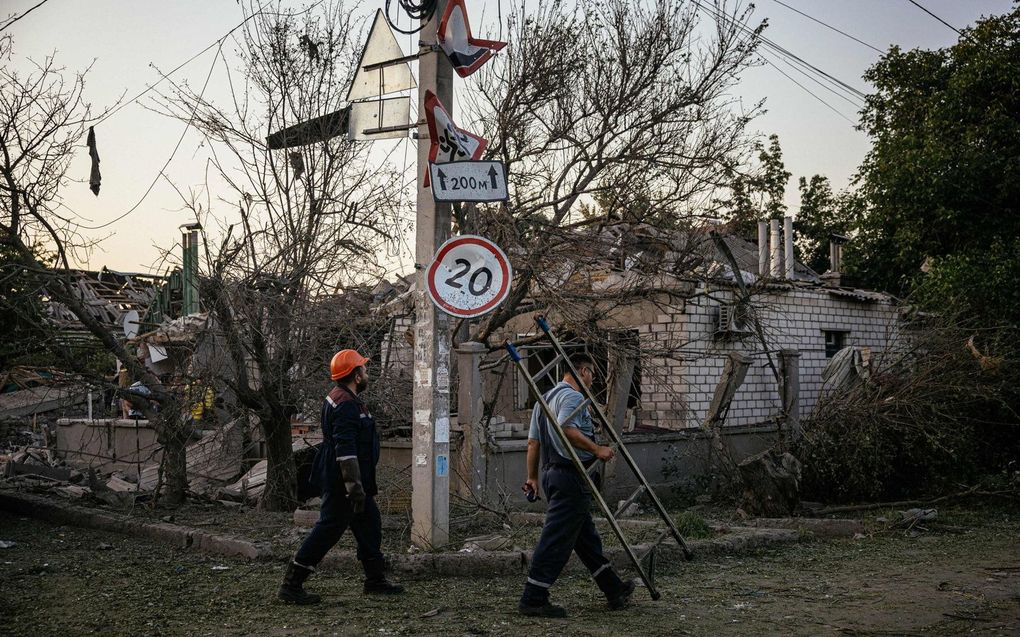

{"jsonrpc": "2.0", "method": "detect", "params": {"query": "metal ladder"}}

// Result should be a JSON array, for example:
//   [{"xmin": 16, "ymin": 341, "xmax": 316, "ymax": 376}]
[{"xmin": 505, "ymin": 315, "xmax": 692, "ymax": 601}]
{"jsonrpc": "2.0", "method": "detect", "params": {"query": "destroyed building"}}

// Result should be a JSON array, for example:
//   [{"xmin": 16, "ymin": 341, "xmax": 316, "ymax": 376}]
[{"xmin": 372, "ymin": 219, "xmax": 904, "ymax": 500}]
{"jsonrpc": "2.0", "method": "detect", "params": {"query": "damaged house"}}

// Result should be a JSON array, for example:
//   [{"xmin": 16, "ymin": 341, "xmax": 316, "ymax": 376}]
[{"xmin": 375, "ymin": 219, "xmax": 903, "ymax": 500}]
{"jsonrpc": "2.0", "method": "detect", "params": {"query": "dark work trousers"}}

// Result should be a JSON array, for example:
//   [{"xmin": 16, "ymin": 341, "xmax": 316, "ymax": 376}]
[
  {"xmin": 521, "ymin": 464, "xmax": 625, "ymax": 605},
  {"xmin": 294, "ymin": 489, "xmax": 383, "ymax": 569}
]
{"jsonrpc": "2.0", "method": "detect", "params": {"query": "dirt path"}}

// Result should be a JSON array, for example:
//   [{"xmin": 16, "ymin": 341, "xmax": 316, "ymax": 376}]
[{"xmin": 1, "ymin": 509, "xmax": 1017, "ymax": 636}]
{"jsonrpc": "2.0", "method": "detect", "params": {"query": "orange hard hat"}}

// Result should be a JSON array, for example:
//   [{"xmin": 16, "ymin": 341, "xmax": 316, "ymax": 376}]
[{"xmin": 330, "ymin": 349, "xmax": 370, "ymax": 381}]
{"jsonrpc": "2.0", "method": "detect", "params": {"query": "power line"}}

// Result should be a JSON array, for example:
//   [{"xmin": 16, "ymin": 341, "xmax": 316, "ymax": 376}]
[
  {"xmin": 0, "ymin": 0, "xmax": 52, "ymax": 32},
  {"xmin": 83, "ymin": 0, "xmax": 331, "ymax": 231},
  {"xmin": 905, "ymin": 0, "xmax": 963, "ymax": 37},
  {"xmin": 79, "ymin": 43, "xmax": 224, "ymax": 231},
  {"xmin": 757, "ymin": 30, "xmax": 868, "ymax": 101},
  {"xmin": 691, "ymin": 0, "xmax": 868, "ymax": 107},
  {"xmin": 91, "ymin": 0, "xmax": 273, "ymax": 127},
  {"xmin": 768, "ymin": 0, "xmax": 884, "ymax": 54},
  {"xmin": 758, "ymin": 49, "xmax": 857, "ymax": 125},
  {"xmin": 95, "ymin": 0, "xmax": 316, "ymax": 127},
  {"xmin": 759, "ymin": 37, "xmax": 865, "ymax": 110}
]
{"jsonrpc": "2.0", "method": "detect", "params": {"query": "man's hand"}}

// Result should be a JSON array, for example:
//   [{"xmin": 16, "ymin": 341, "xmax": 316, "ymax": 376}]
[
  {"xmin": 522, "ymin": 478, "xmax": 540, "ymax": 502},
  {"xmin": 595, "ymin": 445, "xmax": 615, "ymax": 462},
  {"xmin": 347, "ymin": 481, "xmax": 366, "ymax": 514},
  {"xmin": 339, "ymin": 457, "xmax": 366, "ymax": 514}
]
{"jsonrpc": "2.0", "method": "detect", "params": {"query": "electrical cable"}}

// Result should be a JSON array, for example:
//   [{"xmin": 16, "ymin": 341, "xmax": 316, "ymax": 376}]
[
  {"xmin": 759, "ymin": 49, "xmax": 857, "ymax": 125},
  {"xmin": 95, "ymin": 0, "xmax": 329, "ymax": 127},
  {"xmin": 691, "ymin": 0, "xmax": 867, "ymax": 108},
  {"xmin": 693, "ymin": 0, "xmax": 867, "ymax": 102},
  {"xmin": 78, "ymin": 43, "xmax": 224, "ymax": 231},
  {"xmin": 904, "ymin": 0, "xmax": 963, "ymax": 37},
  {"xmin": 761, "ymin": 44, "xmax": 864, "ymax": 111},
  {"xmin": 768, "ymin": 0, "xmax": 884, "ymax": 54},
  {"xmin": 81, "ymin": 0, "xmax": 331, "ymax": 231},
  {"xmin": 384, "ymin": 0, "xmax": 438, "ymax": 35}
]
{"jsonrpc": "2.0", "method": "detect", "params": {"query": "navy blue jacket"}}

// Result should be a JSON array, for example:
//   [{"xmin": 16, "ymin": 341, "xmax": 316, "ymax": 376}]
[{"xmin": 310, "ymin": 385, "xmax": 381, "ymax": 496}]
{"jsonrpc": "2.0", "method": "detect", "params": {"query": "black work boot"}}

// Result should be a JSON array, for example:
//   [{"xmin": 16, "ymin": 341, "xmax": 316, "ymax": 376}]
[
  {"xmin": 594, "ymin": 567, "xmax": 634, "ymax": 610},
  {"xmin": 518, "ymin": 601, "xmax": 568, "ymax": 618},
  {"xmin": 606, "ymin": 579, "xmax": 636, "ymax": 610},
  {"xmin": 278, "ymin": 561, "xmax": 321, "ymax": 605},
  {"xmin": 519, "ymin": 582, "xmax": 567, "ymax": 618},
  {"xmin": 362, "ymin": 558, "xmax": 404, "ymax": 595}
]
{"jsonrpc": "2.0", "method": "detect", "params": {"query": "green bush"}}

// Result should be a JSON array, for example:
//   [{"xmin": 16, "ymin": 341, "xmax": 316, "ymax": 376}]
[{"xmin": 674, "ymin": 511, "xmax": 713, "ymax": 539}]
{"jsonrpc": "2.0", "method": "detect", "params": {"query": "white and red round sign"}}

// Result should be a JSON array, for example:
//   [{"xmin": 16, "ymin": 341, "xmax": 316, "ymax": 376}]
[{"xmin": 427, "ymin": 235, "xmax": 512, "ymax": 318}]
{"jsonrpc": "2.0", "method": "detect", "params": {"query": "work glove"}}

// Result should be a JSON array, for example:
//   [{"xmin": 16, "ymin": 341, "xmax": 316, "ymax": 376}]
[{"xmin": 339, "ymin": 457, "xmax": 366, "ymax": 514}]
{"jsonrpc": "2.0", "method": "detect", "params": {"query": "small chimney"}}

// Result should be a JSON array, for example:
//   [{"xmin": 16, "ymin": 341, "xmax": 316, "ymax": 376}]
[
  {"xmin": 757, "ymin": 221, "xmax": 768, "ymax": 275},
  {"xmin": 821, "ymin": 233, "xmax": 848, "ymax": 287},
  {"xmin": 769, "ymin": 218, "xmax": 782, "ymax": 278},
  {"xmin": 783, "ymin": 216, "xmax": 795, "ymax": 280}
]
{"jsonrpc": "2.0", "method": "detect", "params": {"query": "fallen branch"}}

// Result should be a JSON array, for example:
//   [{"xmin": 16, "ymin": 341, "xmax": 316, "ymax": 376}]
[{"xmin": 809, "ymin": 483, "xmax": 1014, "ymax": 516}]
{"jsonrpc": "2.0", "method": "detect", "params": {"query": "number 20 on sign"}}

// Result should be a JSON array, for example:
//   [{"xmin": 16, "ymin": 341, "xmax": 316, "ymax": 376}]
[{"xmin": 426, "ymin": 235, "xmax": 512, "ymax": 319}]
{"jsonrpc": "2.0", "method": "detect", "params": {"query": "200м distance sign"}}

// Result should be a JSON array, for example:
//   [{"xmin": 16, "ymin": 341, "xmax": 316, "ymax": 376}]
[
  {"xmin": 428, "ymin": 160, "xmax": 509, "ymax": 203},
  {"xmin": 427, "ymin": 235, "xmax": 512, "ymax": 318}
]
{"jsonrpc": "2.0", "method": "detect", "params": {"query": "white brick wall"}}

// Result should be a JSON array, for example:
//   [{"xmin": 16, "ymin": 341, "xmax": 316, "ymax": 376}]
[{"xmin": 636, "ymin": 285, "xmax": 901, "ymax": 430}]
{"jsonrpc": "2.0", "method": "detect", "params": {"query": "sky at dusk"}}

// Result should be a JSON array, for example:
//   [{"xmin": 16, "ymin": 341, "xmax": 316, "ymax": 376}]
[{"xmin": 4, "ymin": 0, "xmax": 1013, "ymax": 274}]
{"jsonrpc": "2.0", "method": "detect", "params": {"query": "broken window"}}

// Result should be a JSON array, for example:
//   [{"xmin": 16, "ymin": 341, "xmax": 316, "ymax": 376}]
[
  {"xmin": 824, "ymin": 330, "xmax": 849, "ymax": 358},
  {"xmin": 607, "ymin": 330, "xmax": 641, "ymax": 411}
]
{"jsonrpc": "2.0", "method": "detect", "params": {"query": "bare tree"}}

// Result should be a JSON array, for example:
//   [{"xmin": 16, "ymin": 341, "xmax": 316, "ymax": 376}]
[
  {"xmin": 154, "ymin": 2, "xmax": 404, "ymax": 511},
  {"xmin": 456, "ymin": 0, "xmax": 763, "ymax": 343},
  {"xmin": 0, "ymin": 35, "xmax": 193, "ymax": 504}
]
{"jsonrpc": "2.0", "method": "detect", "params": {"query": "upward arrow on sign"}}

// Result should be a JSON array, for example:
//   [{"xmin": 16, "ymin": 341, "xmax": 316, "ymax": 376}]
[{"xmin": 428, "ymin": 160, "xmax": 509, "ymax": 203}]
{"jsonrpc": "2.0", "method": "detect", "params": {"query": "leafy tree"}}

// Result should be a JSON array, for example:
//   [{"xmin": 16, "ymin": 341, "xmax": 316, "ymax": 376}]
[
  {"xmin": 913, "ymin": 237, "xmax": 1020, "ymax": 328},
  {"xmin": 715, "ymin": 133, "xmax": 790, "ymax": 238},
  {"xmin": 0, "ymin": 242, "xmax": 52, "ymax": 367},
  {"xmin": 793, "ymin": 175, "xmax": 863, "ymax": 274},
  {"xmin": 851, "ymin": 5, "xmax": 1020, "ymax": 298}
]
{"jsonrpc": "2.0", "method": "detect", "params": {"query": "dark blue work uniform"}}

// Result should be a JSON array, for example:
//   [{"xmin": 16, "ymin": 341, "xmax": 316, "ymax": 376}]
[
  {"xmin": 521, "ymin": 383, "xmax": 628, "ymax": 606},
  {"xmin": 294, "ymin": 385, "xmax": 384, "ymax": 570}
]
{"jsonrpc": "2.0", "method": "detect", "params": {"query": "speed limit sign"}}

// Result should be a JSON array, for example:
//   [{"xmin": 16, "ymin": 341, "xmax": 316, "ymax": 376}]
[{"xmin": 426, "ymin": 235, "xmax": 512, "ymax": 318}]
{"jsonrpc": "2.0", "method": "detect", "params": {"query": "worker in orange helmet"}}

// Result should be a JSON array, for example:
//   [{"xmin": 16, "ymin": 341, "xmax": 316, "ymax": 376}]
[{"xmin": 278, "ymin": 349, "xmax": 404, "ymax": 604}]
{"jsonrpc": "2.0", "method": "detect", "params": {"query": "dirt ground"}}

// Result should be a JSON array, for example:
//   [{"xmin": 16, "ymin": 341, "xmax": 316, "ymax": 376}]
[{"xmin": 1, "ymin": 507, "xmax": 1018, "ymax": 637}]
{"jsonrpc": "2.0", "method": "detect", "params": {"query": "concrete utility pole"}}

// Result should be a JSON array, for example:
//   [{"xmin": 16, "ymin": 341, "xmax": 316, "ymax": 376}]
[{"xmin": 411, "ymin": 0, "xmax": 453, "ymax": 549}]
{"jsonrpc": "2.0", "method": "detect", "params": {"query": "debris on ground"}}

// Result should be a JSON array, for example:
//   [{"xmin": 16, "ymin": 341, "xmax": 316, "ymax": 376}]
[
  {"xmin": 52, "ymin": 485, "xmax": 91, "ymax": 500},
  {"xmin": 459, "ymin": 534, "xmax": 513, "ymax": 552},
  {"xmin": 895, "ymin": 508, "xmax": 938, "ymax": 532}
]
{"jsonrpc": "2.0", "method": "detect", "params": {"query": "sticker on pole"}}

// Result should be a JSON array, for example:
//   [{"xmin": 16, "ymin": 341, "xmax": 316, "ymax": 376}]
[
  {"xmin": 429, "ymin": 160, "xmax": 508, "ymax": 202},
  {"xmin": 427, "ymin": 235, "xmax": 512, "ymax": 318}
]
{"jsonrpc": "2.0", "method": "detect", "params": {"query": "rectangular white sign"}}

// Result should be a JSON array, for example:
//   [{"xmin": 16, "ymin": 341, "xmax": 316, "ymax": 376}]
[
  {"xmin": 348, "ymin": 97, "xmax": 410, "ymax": 141},
  {"xmin": 435, "ymin": 416, "xmax": 450, "ymax": 443},
  {"xmin": 429, "ymin": 161, "xmax": 509, "ymax": 203}
]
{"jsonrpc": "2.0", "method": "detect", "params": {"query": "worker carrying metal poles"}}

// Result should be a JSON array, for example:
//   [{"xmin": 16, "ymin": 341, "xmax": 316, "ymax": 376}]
[{"xmin": 516, "ymin": 351, "xmax": 636, "ymax": 617}]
